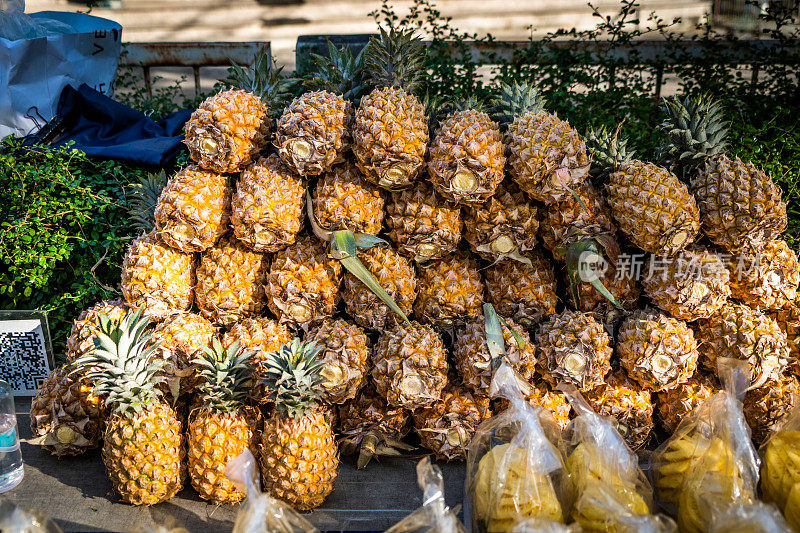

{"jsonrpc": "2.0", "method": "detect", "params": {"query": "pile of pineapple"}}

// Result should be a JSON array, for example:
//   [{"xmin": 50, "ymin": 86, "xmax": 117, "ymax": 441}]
[{"xmin": 28, "ymin": 23, "xmax": 800, "ymax": 516}]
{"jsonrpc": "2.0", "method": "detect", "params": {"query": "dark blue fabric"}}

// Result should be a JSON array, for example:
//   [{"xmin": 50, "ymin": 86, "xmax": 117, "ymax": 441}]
[{"xmin": 42, "ymin": 84, "xmax": 191, "ymax": 167}]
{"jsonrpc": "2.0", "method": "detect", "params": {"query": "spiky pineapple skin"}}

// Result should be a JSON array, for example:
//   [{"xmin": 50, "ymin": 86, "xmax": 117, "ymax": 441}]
[
  {"xmin": 306, "ymin": 318, "xmax": 370, "ymax": 404},
  {"xmin": 267, "ymin": 234, "xmax": 343, "ymax": 330},
  {"xmin": 727, "ymin": 239, "xmax": 800, "ymax": 310},
  {"xmin": 260, "ymin": 410, "xmax": 338, "ymax": 511},
  {"xmin": 154, "ymin": 165, "xmax": 231, "ymax": 253},
  {"xmin": 585, "ymin": 371, "xmax": 654, "ymax": 450},
  {"xmin": 149, "ymin": 312, "xmax": 217, "ymax": 397},
  {"xmin": 654, "ymin": 371, "xmax": 720, "ymax": 434},
  {"xmin": 692, "ymin": 155, "xmax": 787, "ymax": 252},
  {"xmin": 222, "ymin": 317, "xmax": 292, "ymax": 384},
  {"xmin": 428, "ymin": 109, "xmax": 505, "ymax": 204},
  {"xmin": 413, "ymin": 252, "xmax": 484, "ymax": 327},
  {"xmin": 103, "ymin": 402, "xmax": 185, "ymax": 505},
  {"xmin": 337, "ymin": 385, "xmax": 411, "ymax": 440},
  {"xmin": 352, "ymin": 87, "xmax": 428, "ymax": 189},
  {"xmin": 768, "ymin": 304, "xmax": 800, "ymax": 366},
  {"xmin": 341, "ymin": 245, "xmax": 416, "ymax": 330},
  {"xmin": 372, "ymin": 321, "xmax": 448, "ymax": 410},
  {"xmin": 184, "ymin": 89, "xmax": 270, "ymax": 174},
  {"xmin": 29, "ymin": 367, "xmax": 104, "ymax": 457},
  {"xmin": 567, "ymin": 260, "xmax": 640, "ymax": 316},
  {"xmin": 384, "ymin": 181, "xmax": 462, "ymax": 263},
  {"xmin": 742, "ymin": 373, "xmax": 800, "ymax": 445},
  {"xmin": 313, "ymin": 160, "xmax": 384, "ymax": 235},
  {"xmin": 120, "ymin": 231, "xmax": 194, "ymax": 319},
  {"xmin": 276, "ymin": 90, "xmax": 351, "ymax": 176},
  {"xmin": 195, "ymin": 236, "xmax": 270, "ymax": 326},
  {"xmin": 484, "ymin": 256, "xmax": 557, "ymax": 328},
  {"xmin": 66, "ymin": 300, "xmax": 127, "ymax": 360},
  {"xmin": 231, "ymin": 154, "xmax": 305, "ymax": 253}
]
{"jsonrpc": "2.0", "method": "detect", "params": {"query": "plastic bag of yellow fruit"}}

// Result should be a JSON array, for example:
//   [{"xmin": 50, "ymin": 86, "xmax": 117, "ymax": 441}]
[
  {"xmin": 653, "ymin": 358, "xmax": 760, "ymax": 533},
  {"xmin": 385, "ymin": 456, "xmax": 467, "ymax": 533},
  {"xmin": 707, "ymin": 502, "xmax": 792, "ymax": 533},
  {"xmin": 225, "ymin": 450, "xmax": 320, "ymax": 533},
  {"xmin": 510, "ymin": 517, "xmax": 580, "ymax": 533},
  {"xmin": 760, "ymin": 402, "xmax": 800, "ymax": 532}
]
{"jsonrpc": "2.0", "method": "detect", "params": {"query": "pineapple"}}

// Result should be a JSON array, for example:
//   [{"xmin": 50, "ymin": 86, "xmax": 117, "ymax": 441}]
[
  {"xmin": 564, "ymin": 251, "xmax": 640, "ymax": 317},
  {"xmin": 267, "ymin": 233, "xmax": 343, "ymax": 330},
  {"xmin": 338, "ymin": 384, "xmax": 412, "ymax": 469},
  {"xmin": 413, "ymin": 382, "xmax": 491, "ymax": 460},
  {"xmin": 524, "ymin": 381, "xmax": 572, "ymax": 431},
  {"xmin": 72, "ymin": 309, "xmax": 185, "ymax": 505},
  {"xmin": 66, "ymin": 299, "xmax": 127, "ymax": 360},
  {"xmin": 761, "ymin": 428, "xmax": 800, "ymax": 525},
  {"xmin": 617, "ymin": 309, "xmax": 699, "ymax": 392},
  {"xmin": 655, "ymin": 371, "xmax": 721, "ymax": 434},
  {"xmin": 483, "ymin": 255, "xmax": 557, "ymax": 328},
  {"xmin": 742, "ymin": 372, "xmax": 800, "ymax": 445},
  {"xmin": 695, "ymin": 302, "xmax": 790, "ymax": 388},
  {"xmin": 125, "ymin": 170, "xmax": 168, "ymax": 235},
  {"xmin": 120, "ymin": 231, "xmax": 194, "ymax": 319},
  {"xmin": 641, "ymin": 246, "xmax": 731, "ymax": 322},
  {"xmin": 726, "ymin": 239, "xmax": 800, "ymax": 310},
  {"xmin": 341, "ymin": 244, "xmax": 417, "ymax": 330},
  {"xmin": 660, "ymin": 94, "xmax": 787, "ymax": 251},
  {"xmin": 196, "ymin": 235, "xmax": 270, "ymax": 326},
  {"xmin": 427, "ymin": 101, "xmax": 506, "ymax": 204},
  {"xmin": 535, "ymin": 310, "xmax": 612, "ymax": 391},
  {"xmin": 259, "ymin": 339, "xmax": 338, "ymax": 510},
  {"xmin": 494, "ymin": 82, "xmax": 590, "ymax": 204},
  {"xmin": 454, "ymin": 314, "xmax": 536, "ymax": 394},
  {"xmin": 29, "ymin": 366, "xmax": 104, "ymax": 457},
  {"xmin": 188, "ymin": 339, "xmax": 259, "ymax": 504},
  {"xmin": 313, "ymin": 160, "xmax": 385, "ymax": 235},
  {"xmin": 352, "ymin": 28, "xmax": 428, "ymax": 189},
  {"xmin": 768, "ymin": 303, "xmax": 800, "ymax": 364},
  {"xmin": 184, "ymin": 47, "xmax": 287, "ymax": 173},
  {"xmin": 414, "ymin": 251, "xmax": 484, "ymax": 327},
  {"xmin": 372, "ymin": 320, "xmax": 449, "ymax": 410},
  {"xmin": 384, "ymin": 181, "xmax": 462, "ymax": 263},
  {"xmin": 154, "ymin": 165, "xmax": 231, "ymax": 253},
  {"xmin": 231, "ymin": 154, "xmax": 306, "ymax": 253},
  {"xmin": 305, "ymin": 318, "xmax": 370, "ymax": 404},
  {"xmin": 587, "ymin": 126, "xmax": 700, "ymax": 256},
  {"xmin": 584, "ymin": 371, "xmax": 655, "ymax": 450},
  {"xmin": 462, "ymin": 181, "xmax": 538, "ymax": 264}
]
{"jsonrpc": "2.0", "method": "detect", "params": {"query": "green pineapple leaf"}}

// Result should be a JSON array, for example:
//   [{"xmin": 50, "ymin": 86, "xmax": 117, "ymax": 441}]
[{"xmin": 125, "ymin": 170, "xmax": 168, "ymax": 235}]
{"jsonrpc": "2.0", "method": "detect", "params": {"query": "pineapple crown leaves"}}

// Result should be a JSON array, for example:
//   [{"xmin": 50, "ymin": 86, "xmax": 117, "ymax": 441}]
[
  {"xmin": 125, "ymin": 170, "xmax": 168, "ymax": 235},
  {"xmin": 657, "ymin": 93, "xmax": 729, "ymax": 177},
  {"xmin": 341, "ymin": 430, "xmax": 415, "ymax": 469},
  {"xmin": 491, "ymin": 81, "xmax": 546, "ymax": 126},
  {"xmin": 585, "ymin": 125, "xmax": 636, "ymax": 179},
  {"xmin": 262, "ymin": 338, "xmax": 326, "ymax": 419},
  {"xmin": 482, "ymin": 303, "xmax": 527, "ymax": 373},
  {"xmin": 363, "ymin": 26, "xmax": 427, "ymax": 94},
  {"xmin": 304, "ymin": 40, "xmax": 368, "ymax": 103},
  {"xmin": 194, "ymin": 338, "xmax": 254, "ymax": 414},
  {"xmin": 226, "ymin": 46, "xmax": 300, "ymax": 117},
  {"xmin": 71, "ymin": 308, "xmax": 165, "ymax": 416},
  {"xmin": 562, "ymin": 236, "xmax": 625, "ymax": 312}
]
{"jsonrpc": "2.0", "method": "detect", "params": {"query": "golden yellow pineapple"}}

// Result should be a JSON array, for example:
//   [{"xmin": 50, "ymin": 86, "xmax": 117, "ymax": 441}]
[
  {"xmin": 655, "ymin": 371, "xmax": 721, "ymax": 434},
  {"xmin": 188, "ymin": 339, "xmax": 259, "ymax": 504},
  {"xmin": 384, "ymin": 181, "xmax": 462, "ymax": 263},
  {"xmin": 727, "ymin": 239, "xmax": 800, "ymax": 310},
  {"xmin": 231, "ymin": 154, "xmax": 306, "ymax": 253},
  {"xmin": 66, "ymin": 299, "xmax": 127, "ymax": 360},
  {"xmin": 495, "ymin": 82, "xmax": 590, "ymax": 205},
  {"xmin": 454, "ymin": 314, "xmax": 536, "ymax": 394},
  {"xmin": 521, "ymin": 381, "xmax": 572, "ymax": 431},
  {"xmin": 483, "ymin": 255, "xmax": 556, "ymax": 328},
  {"xmin": 742, "ymin": 372, "xmax": 800, "ymax": 445},
  {"xmin": 313, "ymin": 160, "xmax": 384, "ymax": 235},
  {"xmin": 584, "ymin": 371, "xmax": 654, "ymax": 450},
  {"xmin": 414, "ymin": 251, "xmax": 484, "ymax": 327},
  {"xmin": 642, "ymin": 246, "xmax": 731, "ymax": 322},
  {"xmin": 267, "ymin": 233, "xmax": 343, "ymax": 329},
  {"xmin": 352, "ymin": 28, "xmax": 428, "ymax": 189},
  {"xmin": 306, "ymin": 318, "xmax": 370, "ymax": 404},
  {"xmin": 617, "ymin": 309, "xmax": 699, "ymax": 392},
  {"xmin": 428, "ymin": 105, "xmax": 505, "ymax": 204},
  {"xmin": 154, "ymin": 165, "xmax": 231, "ymax": 253},
  {"xmin": 413, "ymin": 382, "xmax": 491, "ymax": 461},
  {"xmin": 536, "ymin": 310, "xmax": 612, "ymax": 392},
  {"xmin": 341, "ymin": 244, "xmax": 416, "ymax": 330},
  {"xmin": 73, "ymin": 309, "xmax": 185, "ymax": 505},
  {"xmin": 195, "ymin": 235, "xmax": 270, "ymax": 326},
  {"xmin": 259, "ymin": 339, "xmax": 338, "ymax": 510},
  {"xmin": 120, "ymin": 231, "xmax": 194, "ymax": 319},
  {"xmin": 29, "ymin": 366, "xmax": 104, "ymax": 457},
  {"xmin": 372, "ymin": 320, "xmax": 449, "ymax": 410}
]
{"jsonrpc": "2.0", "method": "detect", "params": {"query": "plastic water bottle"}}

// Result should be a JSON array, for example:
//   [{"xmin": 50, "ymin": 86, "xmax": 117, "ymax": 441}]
[{"xmin": 0, "ymin": 380, "xmax": 23, "ymax": 492}]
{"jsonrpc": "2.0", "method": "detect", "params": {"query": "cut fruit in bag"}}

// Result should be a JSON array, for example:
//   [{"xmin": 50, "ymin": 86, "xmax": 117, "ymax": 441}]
[
  {"xmin": 653, "ymin": 358, "xmax": 760, "ymax": 533},
  {"xmin": 385, "ymin": 457, "xmax": 467, "ymax": 533},
  {"xmin": 510, "ymin": 518, "xmax": 579, "ymax": 533},
  {"xmin": 225, "ymin": 450, "xmax": 320, "ymax": 533},
  {"xmin": 760, "ymin": 402, "xmax": 800, "ymax": 531},
  {"xmin": 708, "ymin": 502, "xmax": 792, "ymax": 533}
]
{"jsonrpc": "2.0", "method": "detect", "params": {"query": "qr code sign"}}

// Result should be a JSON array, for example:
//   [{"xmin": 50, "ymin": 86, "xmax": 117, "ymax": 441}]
[{"xmin": 0, "ymin": 319, "xmax": 52, "ymax": 395}]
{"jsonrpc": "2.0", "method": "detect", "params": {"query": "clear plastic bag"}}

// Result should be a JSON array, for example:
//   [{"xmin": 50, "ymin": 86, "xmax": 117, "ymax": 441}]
[
  {"xmin": 0, "ymin": 0, "xmax": 73, "ymax": 41},
  {"xmin": 465, "ymin": 364, "xmax": 570, "ymax": 533},
  {"xmin": 225, "ymin": 450, "xmax": 320, "ymax": 533},
  {"xmin": 760, "ymin": 403, "xmax": 800, "ymax": 531},
  {"xmin": 0, "ymin": 498, "xmax": 63, "ymax": 533},
  {"xmin": 510, "ymin": 518, "xmax": 580, "ymax": 533},
  {"xmin": 653, "ymin": 358, "xmax": 760, "ymax": 533},
  {"xmin": 708, "ymin": 502, "xmax": 792, "ymax": 533},
  {"xmin": 385, "ymin": 457, "xmax": 467, "ymax": 533}
]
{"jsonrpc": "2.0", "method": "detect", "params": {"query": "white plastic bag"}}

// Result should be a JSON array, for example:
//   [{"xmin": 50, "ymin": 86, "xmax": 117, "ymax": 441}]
[
  {"xmin": 0, "ymin": 1, "xmax": 73, "ymax": 40},
  {"xmin": 0, "ymin": 498, "xmax": 63, "ymax": 533},
  {"xmin": 708, "ymin": 502, "xmax": 792, "ymax": 533}
]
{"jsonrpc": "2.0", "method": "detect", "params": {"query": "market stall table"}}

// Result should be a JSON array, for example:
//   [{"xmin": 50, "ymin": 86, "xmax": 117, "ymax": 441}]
[{"xmin": 7, "ymin": 398, "xmax": 467, "ymax": 532}]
